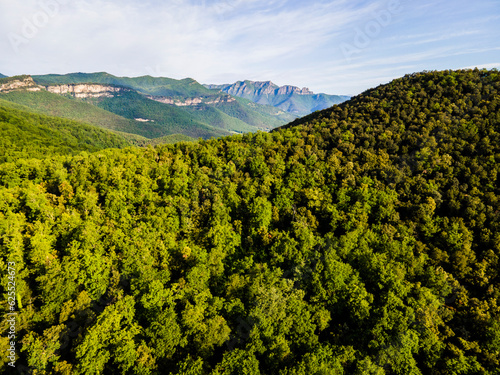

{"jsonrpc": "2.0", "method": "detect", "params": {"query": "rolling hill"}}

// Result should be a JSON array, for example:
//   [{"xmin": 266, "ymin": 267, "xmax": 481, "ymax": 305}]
[
  {"xmin": 0, "ymin": 68, "xmax": 499, "ymax": 374},
  {"xmin": 32, "ymin": 73, "xmax": 297, "ymax": 131},
  {"xmin": 0, "ymin": 89, "xmax": 162, "ymax": 137},
  {"xmin": 0, "ymin": 98, "xmax": 130, "ymax": 162},
  {"xmin": 89, "ymin": 89, "xmax": 232, "ymax": 138}
]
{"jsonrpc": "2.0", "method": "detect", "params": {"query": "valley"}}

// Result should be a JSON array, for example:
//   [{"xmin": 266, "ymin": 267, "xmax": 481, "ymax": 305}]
[{"xmin": 0, "ymin": 73, "xmax": 310, "ymax": 142}]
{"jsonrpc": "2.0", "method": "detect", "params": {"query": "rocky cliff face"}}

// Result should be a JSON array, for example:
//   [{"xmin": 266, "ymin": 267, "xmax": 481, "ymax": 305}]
[
  {"xmin": 0, "ymin": 75, "xmax": 240, "ymax": 106},
  {"xmin": 46, "ymin": 84, "xmax": 131, "ymax": 98},
  {"xmin": 277, "ymin": 85, "xmax": 313, "ymax": 95},
  {"xmin": 0, "ymin": 76, "xmax": 130, "ymax": 99},
  {"xmin": 147, "ymin": 94, "xmax": 235, "ymax": 106},
  {"xmin": 223, "ymin": 81, "xmax": 279, "ymax": 97},
  {"xmin": 0, "ymin": 76, "xmax": 42, "ymax": 93},
  {"xmin": 205, "ymin": 80, "xmax": 350, "ymax": 116},
  {"xmin": 207, "ymin": 81, "xmax": 314, "ymax": 97}
]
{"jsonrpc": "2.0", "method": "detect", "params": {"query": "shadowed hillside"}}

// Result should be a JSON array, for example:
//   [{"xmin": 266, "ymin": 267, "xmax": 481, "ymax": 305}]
[{"xmin": 0, "ymin": 99, "xmax": 130, "ymax": 162}]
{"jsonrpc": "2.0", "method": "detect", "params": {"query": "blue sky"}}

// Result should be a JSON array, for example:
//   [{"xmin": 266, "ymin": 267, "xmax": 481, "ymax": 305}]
[{"xmin": 0, "ymin": 0, "xmax": 499, "ymax": 95}]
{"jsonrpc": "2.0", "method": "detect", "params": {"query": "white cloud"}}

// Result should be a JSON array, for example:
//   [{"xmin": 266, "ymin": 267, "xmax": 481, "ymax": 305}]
[
  {"xmin": 0, "ymin": 0, "xmax": 499, "ymax": 94},
  {"xmin": 391, "ymin": 30, "xmax": 481, "ymax": 47}
]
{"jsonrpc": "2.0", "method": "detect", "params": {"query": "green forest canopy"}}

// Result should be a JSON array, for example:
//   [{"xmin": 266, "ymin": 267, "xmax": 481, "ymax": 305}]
[{"xmin": 0, "ymin": 69, "xmax": 499, "ymax": 374}]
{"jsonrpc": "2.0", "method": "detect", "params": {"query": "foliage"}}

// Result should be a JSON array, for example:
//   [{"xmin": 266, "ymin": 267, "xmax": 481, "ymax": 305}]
[
  {"xmin": 120, "ymin": 133, "xmax": 197, "ymax": 147},
  {"xmin": 0, "ymin": 69, "xmax": 499, "ymax": 374}
]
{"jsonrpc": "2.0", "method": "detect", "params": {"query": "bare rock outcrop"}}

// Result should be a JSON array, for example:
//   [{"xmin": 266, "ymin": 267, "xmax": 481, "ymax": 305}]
[
  {"xmin": 0, "ymin": 76, "xmax": 130, "ymax": 99},
  {"xmin": 46, "ymin": 84, "xmax": 131, "ymax": 98},
  {"xmin": 0, "ymin": 76, "xmax": 42, "ymax": 93}
]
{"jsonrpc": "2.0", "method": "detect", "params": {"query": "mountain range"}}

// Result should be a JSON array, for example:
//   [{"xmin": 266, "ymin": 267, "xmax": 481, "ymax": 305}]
[
  {"xmin": 1, "ymin": 73, "xmax": 305, "ymax": 142},
  {"xmin": 0, "ymin": 73, "xmax": 349, "ymax": 141},
  {"xmin": 205, "ymin": 80, "xmax": 350, "ymax": 116}
]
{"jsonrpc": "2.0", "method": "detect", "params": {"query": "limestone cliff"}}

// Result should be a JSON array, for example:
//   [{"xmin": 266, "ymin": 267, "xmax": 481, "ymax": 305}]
[
  {"xmin": 205, "ymin": 80, "xmax": 349, "ymax": 116},
  {"xmin": 0, "ymin": 76, "xmax": 42, "ymax": 93},
  {"xmin": 46, "ymin": 84, "xmax": 132, "ymax": 98},
  {"xmin": 206, "ymin": 81, "xmax": 314, "ymax": 98},
  {"xmin": 147, "ymin": 94, "xmax": 235, "ymax": 106},
  {"xmin": 0, "ymin": 75, "xmax": 130, "ymax": 99}
]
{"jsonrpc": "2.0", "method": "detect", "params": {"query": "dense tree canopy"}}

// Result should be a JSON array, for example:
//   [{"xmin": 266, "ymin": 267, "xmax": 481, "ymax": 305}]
[{"xmin": 0, "ymin": 69, "xmax": 499, "ymax": 374}]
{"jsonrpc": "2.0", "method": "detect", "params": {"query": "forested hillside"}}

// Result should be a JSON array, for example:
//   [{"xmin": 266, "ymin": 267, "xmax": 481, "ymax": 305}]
[
  {"xmin": 0, "ymin": 99, "xmax": 130, "ymax": 162},
  {"xmin": 0, "ymin": 69, "xmax": 499, "ymax": 374},
  {"xmin": 0, "ymin": 90, "xmax": 166, "ymax": 138}
]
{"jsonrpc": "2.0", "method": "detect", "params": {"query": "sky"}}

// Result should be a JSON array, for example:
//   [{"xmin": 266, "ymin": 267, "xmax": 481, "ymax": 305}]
[{"xmin": 0, "ymin": 0, "xmax": 499, "ymax": 95}]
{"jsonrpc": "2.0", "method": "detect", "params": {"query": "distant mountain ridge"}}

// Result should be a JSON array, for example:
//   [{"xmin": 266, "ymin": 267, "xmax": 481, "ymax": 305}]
[
  {"xmin": 0, "ymin": 73, "xmax": 7, "ymax": 78},
  {"xmin": 209, "ymin": 81, "xmax": 314, "ymax": 96},
  {"xmin": 0, "ymin": 73, "xmax": 297, "ymax": 141},
  {"xmin": 0, "ymin": 76, "xmax": 132, "ymax": 98},
  {"xmin": 205, "ymin": 80, "xmax": 350, "ymax": 116},
  {"xmin": 0, "ymin": 75, "xmax": 230, "ymax": 139},
  {"xmin": 31, "ymin": 73, "xmax": 297, "ymax": 129},
  {"xmin": 33, "ymin": 72, "xmax": 214, "ymax": 98}
]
